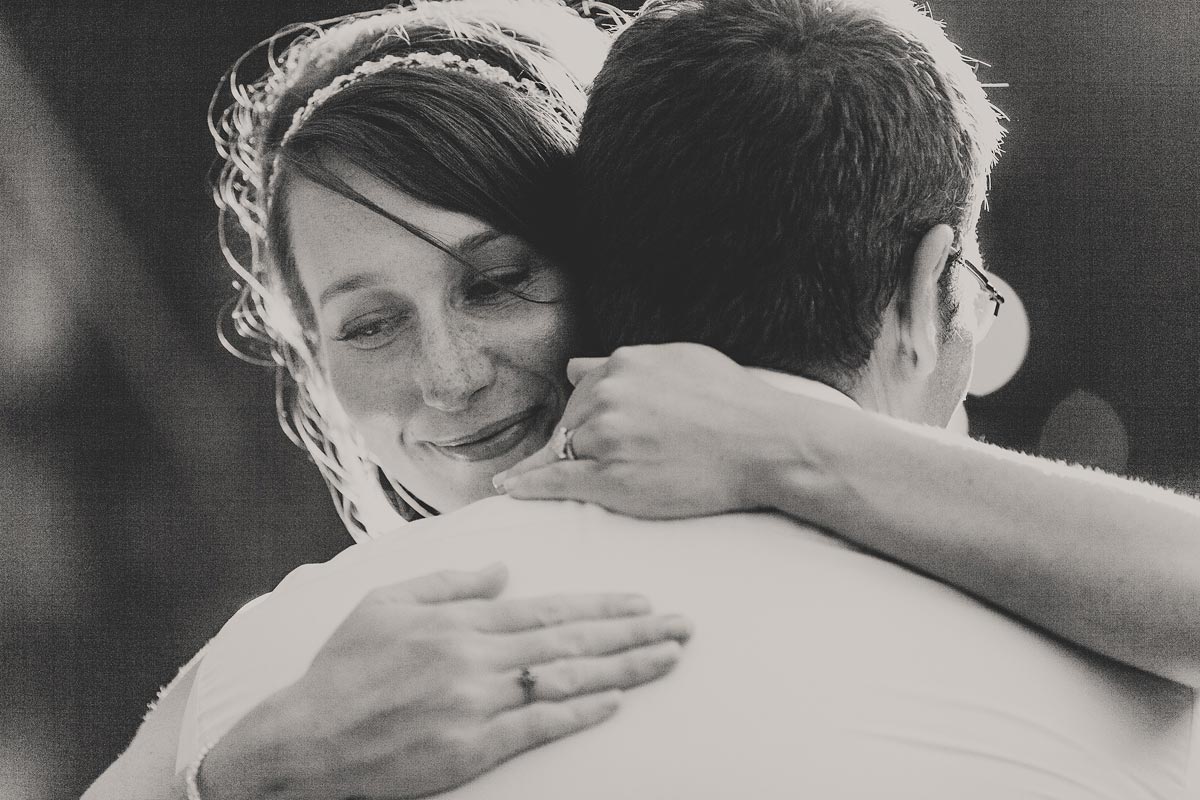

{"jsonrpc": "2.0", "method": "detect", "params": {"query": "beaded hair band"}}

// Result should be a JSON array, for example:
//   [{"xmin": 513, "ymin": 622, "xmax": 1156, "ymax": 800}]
[{"xmin": 280, "ymin": 50, "xmax": 550, "ymax": 146}]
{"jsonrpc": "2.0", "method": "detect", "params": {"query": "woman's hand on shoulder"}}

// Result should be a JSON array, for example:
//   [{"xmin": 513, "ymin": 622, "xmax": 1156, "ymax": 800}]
[
  {"xmin": 200, "ymin": 564, "xmax": 691, "ymax": 800},
  {"xmin": 495, "ymin": 343, "xmax": 807, "ymax": 518}
]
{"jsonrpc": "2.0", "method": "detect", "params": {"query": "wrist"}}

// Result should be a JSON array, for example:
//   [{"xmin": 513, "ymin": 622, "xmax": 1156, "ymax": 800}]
[
  {"xmin": 197, "ymin": 692, "xmax": 317, "ymax": 800},
  {"xmin": 750, "ymin": 393, "xmax": 856, "ymax": 529}
]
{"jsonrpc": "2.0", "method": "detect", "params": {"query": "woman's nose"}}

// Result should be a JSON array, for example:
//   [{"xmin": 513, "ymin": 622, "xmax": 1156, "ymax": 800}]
[{"xmin": 415, "ymin": 322, "xmax": 493, "ymax": 413}]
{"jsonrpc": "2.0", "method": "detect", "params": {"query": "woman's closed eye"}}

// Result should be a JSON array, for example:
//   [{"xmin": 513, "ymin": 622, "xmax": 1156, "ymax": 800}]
[
  {"xmin": 332, "ymin": 311, "xmax": 408, "ymax": 349},
  {"xmin": 464, "ymin": 265, "xmax": 537, "ymax": 303}
]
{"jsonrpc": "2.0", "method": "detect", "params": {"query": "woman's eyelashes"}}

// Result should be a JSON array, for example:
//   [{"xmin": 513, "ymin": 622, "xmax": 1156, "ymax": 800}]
[
  {"xmin": 464, "ymin": 264, "xmax": 535, "ymax": 303},
  {"xmin": 328, "ymin": 265, "xmax": 542, "ymax": 350},
  {"xmin": 332, "ymin": 311, "xmax": 409, "ymax": 349}
]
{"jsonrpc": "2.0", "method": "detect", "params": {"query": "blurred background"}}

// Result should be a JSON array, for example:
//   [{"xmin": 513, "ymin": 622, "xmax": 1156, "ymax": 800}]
[{"xmin": 0, "ymin": 1, "xmax": 1196, "ymax": 796}]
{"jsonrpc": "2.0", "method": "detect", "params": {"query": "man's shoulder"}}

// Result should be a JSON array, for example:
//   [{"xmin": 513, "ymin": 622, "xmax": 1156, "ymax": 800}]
[
  {"xmin": 267, "ymin": 497, "xmax": 584, "ymax": 596},
  {"xmin": 274, "ymin": 497, "xmax": 846, "ymax": 598},
  {"xmin": 188, "ymin": 499, "xmax": 840, "ymax": 757}
]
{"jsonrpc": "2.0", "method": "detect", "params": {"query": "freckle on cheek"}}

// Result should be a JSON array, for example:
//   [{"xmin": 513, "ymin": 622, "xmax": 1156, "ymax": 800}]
[{"xmin": 325, "ymin": 361, "xmax": 405, "ymax": 432}]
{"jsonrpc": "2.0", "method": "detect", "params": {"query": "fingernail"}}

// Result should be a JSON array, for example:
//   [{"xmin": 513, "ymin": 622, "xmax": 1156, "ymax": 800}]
[
  {"xmin": 667, "ymin": 615, "xmax": 694, "ymax": 641},
  {"xmin": 656, "ymin": 640, "xmax": 685, "ymax": 660},
  {"xmin": 492, "ymin": 473, "xmax": 508, "ymax": 494}
]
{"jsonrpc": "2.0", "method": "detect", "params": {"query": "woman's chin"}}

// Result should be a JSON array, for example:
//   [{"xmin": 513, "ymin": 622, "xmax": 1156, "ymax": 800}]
[
  {"xmin": 408, "ymin": 435, "xmax": 554, "ymax": 512},
  {"xmin": 430, "ymin": 470, "xmax": 516, "ymax": 512},
  {"xmin": 391, "ymin": 404, "xmax": 560, "ymax": 512}
]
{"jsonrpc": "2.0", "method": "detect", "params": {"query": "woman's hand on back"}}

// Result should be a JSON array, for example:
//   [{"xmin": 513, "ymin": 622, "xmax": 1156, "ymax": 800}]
[
  {"xmin": 495, "ymin": 343, "xmax": 832, "ymax": 519},
  {"xmin": 199, "ymin": 564, "xmax": 691, "ymax": 800}
]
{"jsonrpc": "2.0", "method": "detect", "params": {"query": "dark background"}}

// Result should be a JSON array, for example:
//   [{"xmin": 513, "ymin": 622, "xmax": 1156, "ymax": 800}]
[{"xmin": 0, "ymin": 1, "xmax": 1196, "ymax": 796}]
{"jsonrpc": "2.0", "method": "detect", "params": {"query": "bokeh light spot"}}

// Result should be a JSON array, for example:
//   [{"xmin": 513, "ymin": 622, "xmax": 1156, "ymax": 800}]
[
  {"xmin": 1036, "ymin": 389, "xmax": 1130, "ymax": 473},
  {"xmin": 0, "ymin": 736, "xmax": 58, "ymax": 800},
  {"xmin": 0, "ymin": 245, "xmax": 82, "ymax": 403},
  {"xmin": 969, "ymin": 274, "xmax": 1029, "ymax": 397}
]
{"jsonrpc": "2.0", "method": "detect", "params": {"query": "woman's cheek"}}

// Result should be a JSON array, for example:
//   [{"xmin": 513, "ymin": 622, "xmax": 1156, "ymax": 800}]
[
  {"xmin": 518, "ymin": 301, "xmax": 576, "ymax": 373},
  {"xmin": 324, "ymin": 345, "xmax": 439, "ymax": 498},
  {"xmin": 323, "ymin": 344, "xmax": 415, "ymax": 437}
]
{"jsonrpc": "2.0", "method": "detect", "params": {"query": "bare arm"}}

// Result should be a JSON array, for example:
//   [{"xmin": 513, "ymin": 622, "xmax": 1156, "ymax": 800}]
[
  {"xmin": 771, "ymin": 400, "xmax": 1200, "ymax": 687},
  {"xmin": 500, "ymin": 343, "xmax": 1200, "ymax": 687}
]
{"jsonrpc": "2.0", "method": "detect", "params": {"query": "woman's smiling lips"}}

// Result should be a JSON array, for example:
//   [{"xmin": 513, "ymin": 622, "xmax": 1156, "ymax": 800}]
[{"xmin": 424, "ymin": 407, "xmax": 544, "ymax": 462}]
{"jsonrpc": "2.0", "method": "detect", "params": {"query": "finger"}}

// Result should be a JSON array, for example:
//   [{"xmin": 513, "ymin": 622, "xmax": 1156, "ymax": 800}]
[
  {"xmin": 566, "ymin": 357, "xmax": 608, "ymax": 386},
  {"xmin": 472, "ymin": 592, "xmax": 653, "ymax": 633},
  {"xmin": 495, "ymin": 363, "xmax": 614, "ymax": 489},
  {"xmin": 559, "ymin": 361, "xmax": 609, "ymax": 421},
  {"xmin": 500, "ymin": 460, "xmax": 612, "ymax": 502},
  {"xmin": 477, "ymin": 691, "xmax": 621, "ymax": 769},
  {"xmin": 493, "ymin": 441, "xmax": 560, "ymax": 489},
  {"xmin": 492, "ymin": 640, "xmax": 683, "ymax": 710},
  {"xmin": 492, "ymin": 614, "xmax": 693, "ymax": 669},
  {"xmin": 390, "ymin": 563, "xmax": 509, "ymax": 604},
  {"xmin": 494, "ymin": 419, "xmax": 608, "ymax": 488}
]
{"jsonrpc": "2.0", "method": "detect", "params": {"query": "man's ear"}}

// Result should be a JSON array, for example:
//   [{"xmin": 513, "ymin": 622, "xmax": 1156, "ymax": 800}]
[{"xmin": 898, "ymin": 224, "xmax": 955, "ymax": 378}]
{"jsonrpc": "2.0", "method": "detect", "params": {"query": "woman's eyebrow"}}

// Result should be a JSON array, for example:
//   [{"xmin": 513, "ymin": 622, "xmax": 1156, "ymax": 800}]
[
  {"xmin": 319, "ymin": 273, "xmax": 380, "ymax": 309},
  {"xmin": 453, "ymin": 228, "xmax": 509, "ymax": 256},
  {"xmin": 318, "ymin": 230, "xmax": 513, "ymax": 309}
]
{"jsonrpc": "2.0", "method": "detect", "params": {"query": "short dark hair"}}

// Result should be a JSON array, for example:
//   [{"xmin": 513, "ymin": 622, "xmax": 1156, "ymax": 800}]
[{"xmin": 574, "ymin": 0, "xmax": 1003, "ymax": 379}]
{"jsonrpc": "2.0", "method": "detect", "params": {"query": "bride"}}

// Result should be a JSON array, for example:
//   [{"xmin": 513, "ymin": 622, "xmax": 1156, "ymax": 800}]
[{"xmin": 87, "ymin": 1, "xmax": 1199, "ymax": 797}]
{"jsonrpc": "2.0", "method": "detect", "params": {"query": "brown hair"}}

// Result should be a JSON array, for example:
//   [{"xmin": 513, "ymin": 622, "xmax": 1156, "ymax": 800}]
[{"xmin": 211, "ymin": 1, "xmax": 609, "ymax": 536}]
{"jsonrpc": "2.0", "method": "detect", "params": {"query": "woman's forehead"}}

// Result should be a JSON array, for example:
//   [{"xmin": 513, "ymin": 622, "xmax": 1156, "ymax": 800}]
[
  {"xmin": 283, "ymin": 166, "xmax": 513, "ymax": 307},
  {"xmin": 286, "ymin": 175, "xmax": 485, "ymax": 281},
  {"xmin": 284, "ymin": 158, "xmax": 489, "ymax": 248}
]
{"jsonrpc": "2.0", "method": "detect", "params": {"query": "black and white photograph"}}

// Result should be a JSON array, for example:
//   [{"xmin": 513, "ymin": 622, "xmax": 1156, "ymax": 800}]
[{"xmin": 1, "ymin": 1, "xmax": 1198, "ymax": 797}]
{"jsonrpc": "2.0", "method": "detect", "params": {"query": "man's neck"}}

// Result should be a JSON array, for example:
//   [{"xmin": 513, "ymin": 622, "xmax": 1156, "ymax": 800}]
[
  {"xmin": 747, "ymin": 368, "xmax": 859, "ymax": 409},
  {"xmin": 843, "ymin": 367, "xmax": 896, "ymax": 416}
]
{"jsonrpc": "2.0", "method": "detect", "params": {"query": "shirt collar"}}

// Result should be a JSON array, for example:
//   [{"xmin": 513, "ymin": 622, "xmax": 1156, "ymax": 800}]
[{"xmin": 746, "ymin": 368, "xmax": 860, "ymax": 410}]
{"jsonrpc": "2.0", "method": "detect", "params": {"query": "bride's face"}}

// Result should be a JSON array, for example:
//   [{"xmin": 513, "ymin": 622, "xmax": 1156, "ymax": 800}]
[{"xmin": 285, "ymin": 160, "xmax": 574, "ymax": 513}]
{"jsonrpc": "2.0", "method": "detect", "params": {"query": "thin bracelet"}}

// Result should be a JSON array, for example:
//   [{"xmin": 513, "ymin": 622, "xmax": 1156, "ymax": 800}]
[{"xmin": 184, "ymin": 738, "xmax": 219, "ymax": 800}]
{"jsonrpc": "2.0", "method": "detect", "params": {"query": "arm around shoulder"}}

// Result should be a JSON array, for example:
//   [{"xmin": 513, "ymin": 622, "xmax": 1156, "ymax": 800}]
[{"xmin": 762, "ymin": 401, "xmax": 1200, "ymax": 687}]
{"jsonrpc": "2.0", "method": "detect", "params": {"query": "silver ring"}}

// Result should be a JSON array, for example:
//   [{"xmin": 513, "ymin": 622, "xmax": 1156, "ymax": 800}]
[
  {"xmin": 518, "ymin": 667, "xmax": 537, "ymax": 704},
  {"xmin": 552, "ymin": 426, "xmax": 578, "ymax": 461}
]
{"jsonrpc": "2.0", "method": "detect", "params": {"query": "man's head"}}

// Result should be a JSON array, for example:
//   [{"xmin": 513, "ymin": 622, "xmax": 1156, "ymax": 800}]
[{"xmin": 574, "ymin": 0, "xmax": 1004, "ymax": 425}]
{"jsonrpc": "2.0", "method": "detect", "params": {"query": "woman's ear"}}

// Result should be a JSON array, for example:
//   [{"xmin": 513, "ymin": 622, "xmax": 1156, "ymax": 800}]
[{"xmin": 898, "ymin": 224, "xmax": 955, "ymax": 378}]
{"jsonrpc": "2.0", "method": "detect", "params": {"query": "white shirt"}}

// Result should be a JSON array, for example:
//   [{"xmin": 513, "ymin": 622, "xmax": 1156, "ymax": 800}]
[{"xmin": 178, "ymin": 375, "xmax": 1194, "ymax": 798}]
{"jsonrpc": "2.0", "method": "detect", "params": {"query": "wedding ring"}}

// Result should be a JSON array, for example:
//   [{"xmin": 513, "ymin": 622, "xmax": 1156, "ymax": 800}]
[
  {"xmin": 552, "ymin": 426, "xmax": 578, "ymax": 461},
  {"xmin": 518, "ymin": 667, "xmax": 538, "ymax": 704}
]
